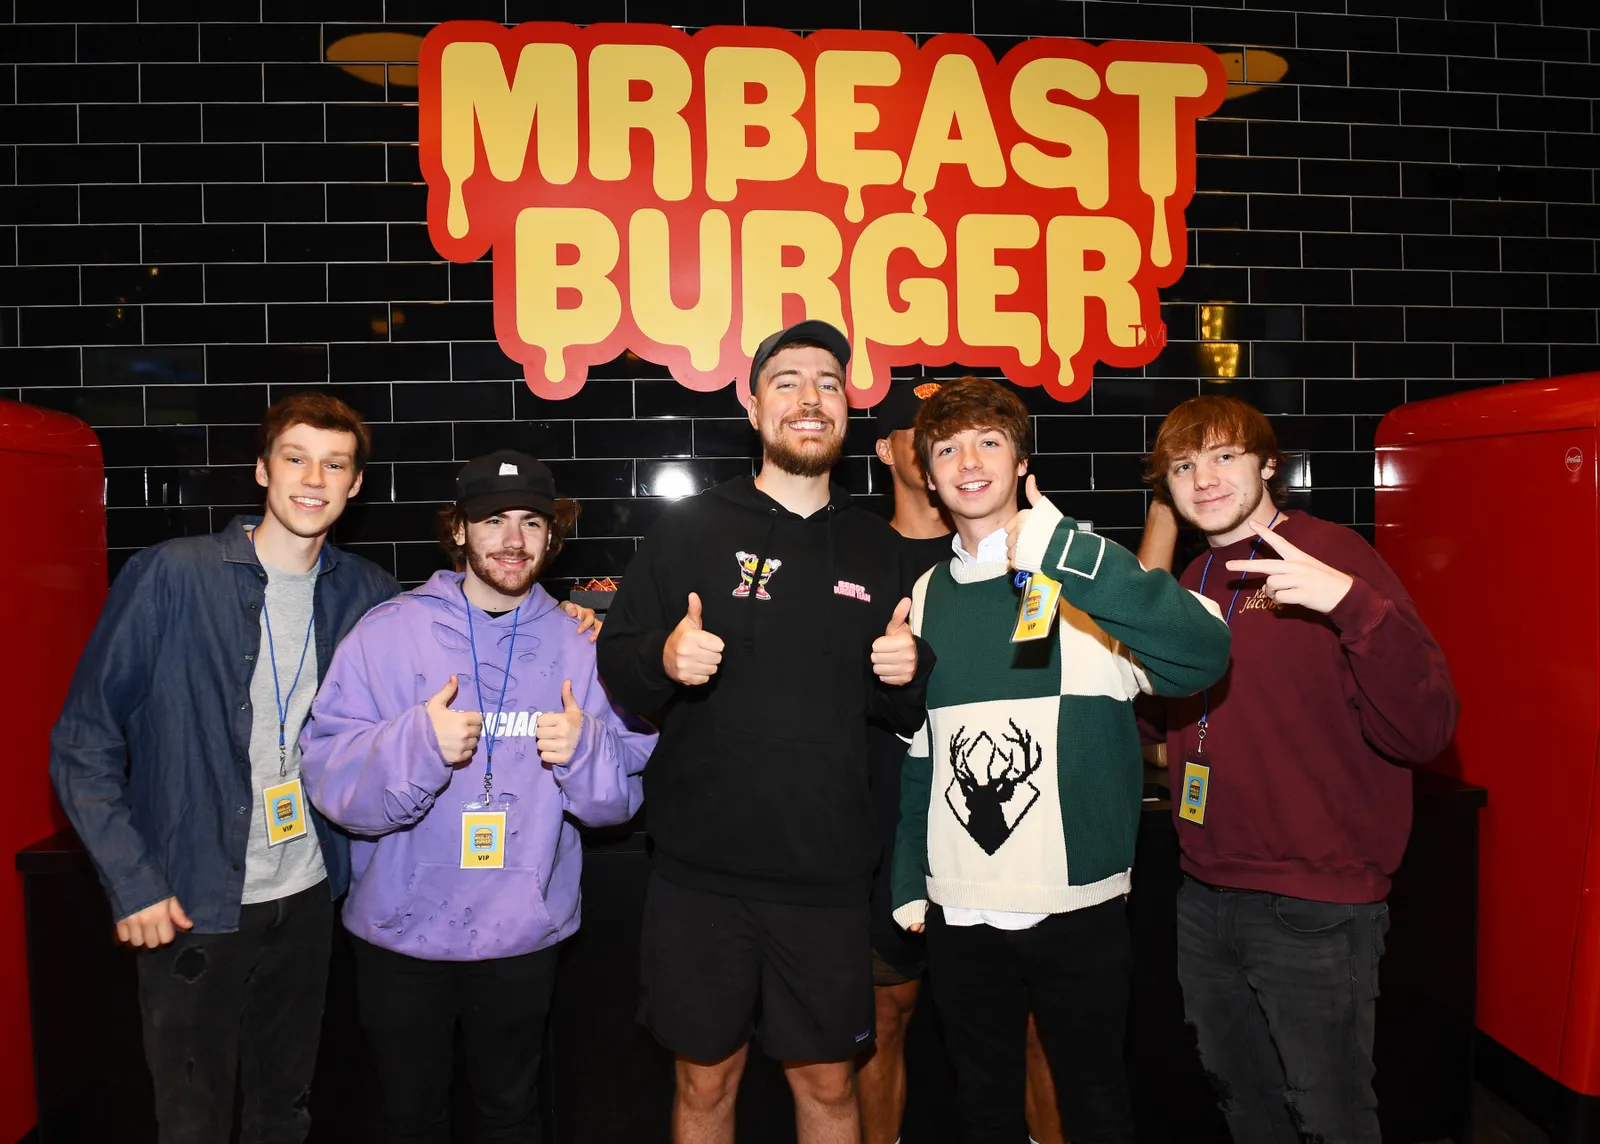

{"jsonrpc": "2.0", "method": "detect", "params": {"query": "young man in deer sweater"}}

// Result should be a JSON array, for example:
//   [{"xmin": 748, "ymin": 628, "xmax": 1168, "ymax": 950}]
[{"xmin": 891, "ymin": 378, "xmax": 1230, "ymax": 1144}]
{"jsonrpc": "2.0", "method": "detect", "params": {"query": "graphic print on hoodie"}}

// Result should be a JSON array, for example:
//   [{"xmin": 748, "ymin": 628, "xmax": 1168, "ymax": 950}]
[
  {"xmin": 300, "ymin": 572, "xmax": 656, "ymax": 961},
  {"xmin": 597, "ymin": 476, "xmax": 933, "ymax": 907}
]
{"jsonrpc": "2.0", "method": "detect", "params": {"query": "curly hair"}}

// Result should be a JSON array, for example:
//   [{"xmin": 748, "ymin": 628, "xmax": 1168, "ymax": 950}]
[
  {"xmin": 435, "ymin": 500, "xmax": 581, "ymax": 574},
  {"xmin": 913, "ymin": 376, "xmax": 1032, "ymax": 474},
  {"xmin": 1145, "ymin": 395, "xmax": 1284, "ymax": 505}
]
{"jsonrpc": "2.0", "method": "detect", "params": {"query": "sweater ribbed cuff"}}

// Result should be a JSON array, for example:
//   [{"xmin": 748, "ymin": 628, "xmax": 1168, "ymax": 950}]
[
  {"xmin": 1012, "ymin": 496, "xmax": 1063, "ymax": 574},
  {"xmin": 893, "ymin": 900, "xmax": 927, "ymax": 930}
]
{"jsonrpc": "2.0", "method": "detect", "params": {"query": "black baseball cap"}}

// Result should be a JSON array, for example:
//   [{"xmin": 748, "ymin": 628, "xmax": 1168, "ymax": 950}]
[
  {"xmin": 873, "ymin": 379, "xmax": 943, "ymax": 435},
  {"xmin": 749, "ymin": 320, "xmax": 851, "ymax": 388},
  {"xmin": 455, "ymin": 450, "xmax": 557, "ymax": 518}
]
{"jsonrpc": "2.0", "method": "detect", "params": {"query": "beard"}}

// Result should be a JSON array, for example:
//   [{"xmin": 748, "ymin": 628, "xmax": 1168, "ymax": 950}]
[
  {"xmin": 465, "ymin": 544, "xmax": 541, "ymax": 597},
  {"xmin": 763, "ymin": 425, "xmax": 845, "ymax": 478}
]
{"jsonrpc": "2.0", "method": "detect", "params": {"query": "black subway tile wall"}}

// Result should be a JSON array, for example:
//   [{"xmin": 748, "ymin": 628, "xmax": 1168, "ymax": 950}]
[{"xmin": 1, "ymin": 1, "xmax": 1596, "ymax": 582}]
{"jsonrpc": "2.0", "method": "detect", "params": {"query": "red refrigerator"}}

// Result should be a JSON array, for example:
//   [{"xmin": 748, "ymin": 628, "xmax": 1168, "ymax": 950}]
[
  {"xmin": 1376, "ymin": 373, "xmax": 1600, "ymax": 1137},
  {"xmin": 0, "ymin": 399, "xmax": 106, "ymax": 1141}
]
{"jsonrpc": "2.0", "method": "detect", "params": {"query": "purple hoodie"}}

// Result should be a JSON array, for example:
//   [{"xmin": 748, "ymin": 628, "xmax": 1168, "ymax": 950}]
[{"xmin": 300, "ymin": 570, "xmax": 655, "ymax": 961}]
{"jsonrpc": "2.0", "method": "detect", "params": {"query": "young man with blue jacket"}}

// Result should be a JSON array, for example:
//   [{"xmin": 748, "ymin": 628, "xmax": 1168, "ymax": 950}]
[
  {"xmin": 301, "ymin": 451, "xmax": 655, "ymax": 1142},
  {"xmin": 50, "ymin": 393, "xmax": 401, "ymax": 1144}
]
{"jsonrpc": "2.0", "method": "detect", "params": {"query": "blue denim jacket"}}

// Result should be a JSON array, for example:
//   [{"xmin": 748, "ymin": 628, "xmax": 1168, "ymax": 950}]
[{"xmin": 50, "ymin": 517, "xmax": 401, "ymax": 932}]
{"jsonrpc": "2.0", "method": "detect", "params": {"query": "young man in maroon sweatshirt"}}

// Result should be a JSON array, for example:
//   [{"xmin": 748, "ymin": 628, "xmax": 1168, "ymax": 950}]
[{"xmin": 1139, "ymin": 396, "xmax": 1458, "ymax": 1144}]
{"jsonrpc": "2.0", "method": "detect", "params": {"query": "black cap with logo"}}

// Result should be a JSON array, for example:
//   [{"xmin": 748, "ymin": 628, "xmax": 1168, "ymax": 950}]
[
  {"xmin": 748, "ymin": 319, "xmax": 852, "ymax": 388},
  {"xmin": 455, "ymin": 450, "xmax": 558, "ymax": 519},
  {"xmin": 872, "ymin": 379, "xmax": 943, "ymax": 435}
]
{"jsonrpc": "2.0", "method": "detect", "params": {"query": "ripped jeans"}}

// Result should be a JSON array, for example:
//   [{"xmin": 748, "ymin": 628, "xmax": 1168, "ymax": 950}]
[
  {"xmin": 1175, "ymin": 877, "xmax": 1389, "ymax": 1144},
  {"xmin": 135, "ymin": 880, "xmax": 333, "ymax": 1144}
]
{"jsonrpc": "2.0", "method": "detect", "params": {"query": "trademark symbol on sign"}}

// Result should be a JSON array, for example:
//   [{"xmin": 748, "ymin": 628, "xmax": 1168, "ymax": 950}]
[{"xmin": 1131, "ymin": 320, "xmax": 1167, "ymax": 349}]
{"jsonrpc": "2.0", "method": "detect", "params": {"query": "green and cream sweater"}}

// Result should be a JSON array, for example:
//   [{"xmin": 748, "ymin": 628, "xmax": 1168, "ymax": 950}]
[{"xmin": 891, "ymin": 498, "xmax": 1231, "ymax": 927}]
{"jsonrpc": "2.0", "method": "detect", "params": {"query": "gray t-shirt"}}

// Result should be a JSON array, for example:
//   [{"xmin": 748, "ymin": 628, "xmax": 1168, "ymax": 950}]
[{"xmin": 241, "ymin": 561, "xmax": 327, "ymax": 905}]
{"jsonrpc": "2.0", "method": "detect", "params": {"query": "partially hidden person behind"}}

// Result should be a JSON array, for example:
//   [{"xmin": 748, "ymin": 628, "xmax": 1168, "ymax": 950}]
[
  {"xmin": 892, "ymin": 377, "xmax": 1232, "ymax": 1144},
  {"xmin": 50, "ymin": 393, "xmax": 402, "ymax": 1144},
  {"xmin": 598, "ymin": 320, "xmax": 932, "ymax": 1144},
  {"xmin": 300, "ymin": 451, "xmax": 656, "ymax": 1142},
  {"xmin": 859, "ymin": 379, "xmax": 1067, "ymax": 1144},
  {"xmin": 1138, "ymin": 395, "xmax": 1458, "ymax": 1144}
]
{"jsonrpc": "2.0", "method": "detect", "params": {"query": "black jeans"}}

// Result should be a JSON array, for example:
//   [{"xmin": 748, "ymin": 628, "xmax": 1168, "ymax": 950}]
[
  {"xmin": 135, "ymin": 880, "xmax": 334, "ymax": 1144},
  {"xmin": 1175, "ymin": 877, "xmax": 1391, "ymax": 1144},
  {"xmin": 351, "ymin": 936, "xmax": 560, "ymax": 1144},
  {"xmin": 925, "ymin": 899, "xmax": 1136, "ymax": 1144}
]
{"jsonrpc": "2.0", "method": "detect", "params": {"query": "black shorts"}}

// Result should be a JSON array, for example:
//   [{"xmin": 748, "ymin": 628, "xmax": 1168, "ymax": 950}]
[{"xmin": 638, "ymin": 872, "xmax": 875, "ymax": 1063}]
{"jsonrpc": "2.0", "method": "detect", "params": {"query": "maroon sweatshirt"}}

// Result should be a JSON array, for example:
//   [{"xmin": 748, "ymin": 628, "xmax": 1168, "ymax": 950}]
[{"xmin": 1162, "ymin": 511, "xmax": 1458, "ymax": 903}]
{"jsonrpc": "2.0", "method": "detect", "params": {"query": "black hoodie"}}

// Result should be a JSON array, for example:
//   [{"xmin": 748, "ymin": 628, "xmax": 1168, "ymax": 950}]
[{"xmin": 597, "ymin": 476, "xmax": 933, "ymax": 905}]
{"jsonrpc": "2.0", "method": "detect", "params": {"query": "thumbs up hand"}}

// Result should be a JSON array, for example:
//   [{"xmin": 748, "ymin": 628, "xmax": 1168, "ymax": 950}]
[
  {"xmin": 426, "ymin": 674, "xmax": 484, "ymax": 766},
  {"xmin": 871, "ymin": 597, "xmax": 918, "ymax": 687},
  {"xmin": 663, "ymin": 592, "xmax": 725, "ymax": 686},
  {"xmin": 535, "ymin": 680, "xmax": 585, "ymax": 767},
  {"xmin": 1005, "ymin": 475, "xmax": 1044, "ymax": 569}
]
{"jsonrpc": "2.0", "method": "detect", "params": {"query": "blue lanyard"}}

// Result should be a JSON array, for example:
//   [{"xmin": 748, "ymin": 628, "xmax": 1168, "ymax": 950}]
[
  {"xmin": 1194, "ymin": 509, "xmax": 1280, "ymax": 750},
  {"xmin": 462, "ymin": 582, "xmax": 521, "ymax": 797},
  {"xmin": 250, "ymin": 533, "xmax": 319, "ymax": 777}
]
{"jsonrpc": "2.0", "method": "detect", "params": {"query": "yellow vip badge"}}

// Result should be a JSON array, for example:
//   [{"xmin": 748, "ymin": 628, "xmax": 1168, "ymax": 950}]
[
  {"xmin": 1178, "ymin": 759, "xmax": 1210, "ymax": 826},
  {"xmin": 262, "ymin": 779, "xmax": 309, "ymax": 846},
  {"xmin": 1011, "ymin": 571, "xmax": 1063, "ymax": 643},
  {"xmin": 460, "ymin": 811, "xmax": 507, "ymax": 870}
]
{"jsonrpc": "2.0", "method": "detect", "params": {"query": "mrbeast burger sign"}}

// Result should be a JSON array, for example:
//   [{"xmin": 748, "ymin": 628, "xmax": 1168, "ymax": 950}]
[{"xmin": 419, "ymin": 23, "xmax": 1225, "ymax": 404}]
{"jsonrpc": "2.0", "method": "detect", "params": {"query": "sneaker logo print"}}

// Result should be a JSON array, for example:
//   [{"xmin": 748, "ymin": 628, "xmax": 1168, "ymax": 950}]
[
  {"xmin": 732, "ymin": 551, "xmax": 782, "ymax": 600},
  {"xmin": 945, "ymin": 720, "xmax": 1043, "ymax": 855}
]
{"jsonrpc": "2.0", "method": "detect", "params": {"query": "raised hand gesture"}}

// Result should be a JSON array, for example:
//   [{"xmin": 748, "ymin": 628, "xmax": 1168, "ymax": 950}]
[
  {"xmin": 871, "ymin": 597, "xmax": 918, "ymax": 687},
  {"xmin": 1225, "ymin": 521, "xmax": 1353, "ymax": 614},
  {"xmin": 426, "ymin": 674, "xmax": 484, "ymax": 765},
  {"xmin": 535, "ymin": 680, "xmax": 584, "ymax": 766},
  {"xmin": 663, "ymin": 593, "xmax": 725, "ymax": 686},
  {"xmin": 1004, "ymin": 475, "xmax": 1044, "ymax": 568}
]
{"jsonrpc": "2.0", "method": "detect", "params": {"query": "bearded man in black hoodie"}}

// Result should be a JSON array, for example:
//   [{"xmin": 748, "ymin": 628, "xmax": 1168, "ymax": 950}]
[{"xmin": 599, "ymin": 320, "xmax": 934, "ymax": 1144}]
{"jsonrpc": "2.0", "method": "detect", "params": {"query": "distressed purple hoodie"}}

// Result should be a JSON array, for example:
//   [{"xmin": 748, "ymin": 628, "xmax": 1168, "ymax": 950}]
[{"xmin": 300, "ymin": 570, "xmax": 655, "ymax": 961}]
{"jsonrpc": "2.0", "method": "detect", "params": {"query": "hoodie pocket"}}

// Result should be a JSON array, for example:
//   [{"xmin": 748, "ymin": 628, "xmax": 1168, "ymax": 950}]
[
  {"xmin": 369, "ymin": 862, "xmax": 557, "ymax": 958},
  {"xmin": 664, "ymin": 723, "xmax": 872, "ymax": 884}
]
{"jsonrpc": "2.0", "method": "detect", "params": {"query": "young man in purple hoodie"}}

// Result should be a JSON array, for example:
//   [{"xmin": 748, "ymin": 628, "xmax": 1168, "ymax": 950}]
[{"xmin": 301, "ymin": 450, "xmax": 656, "ymax": 1142}]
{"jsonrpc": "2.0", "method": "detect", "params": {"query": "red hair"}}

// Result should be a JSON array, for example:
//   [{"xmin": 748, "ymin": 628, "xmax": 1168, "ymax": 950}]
[
  {"xmin": 257, "ymin": 392, "xmax": 371, "ymax": 473},
  {"xmin": 1145, "ymin": 396, "xmax": 1283, "ymax": 504}
]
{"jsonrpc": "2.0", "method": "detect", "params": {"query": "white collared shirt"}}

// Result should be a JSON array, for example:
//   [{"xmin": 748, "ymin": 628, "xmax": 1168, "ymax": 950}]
[{"xmin": 953, "ymin": 527, "xmax": 1009, "ymax": 566}]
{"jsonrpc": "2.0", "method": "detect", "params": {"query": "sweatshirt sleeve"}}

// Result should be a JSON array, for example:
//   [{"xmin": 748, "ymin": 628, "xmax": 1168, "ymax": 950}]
[
  {"xmin": 864, "ymin": 540, "xmax": 936, "ymax": 734},
  {"xmin": 299, "ymin": 623, "xmax": 456, "ymax": 836},
  {"xmin": 551, "ymin": 670, "xmax": 656, "ymax": 828},
  {"xmin": 865, "ymin": 636, "xmax": 935, "ymax": 736},
  {"xmin": 891, "ymin": 718, "xmax": 933, "ymax": 930},
  {"xmin": 49, "ymin": 549, "xmax": 173, "ymax": 923},
  {"xmin": 1013, "ymin": 497, "xmax": 1232, "ymax": 697},
  {"xmin": 1323, "ymin": 541, "xmax": 1459, "ymax": 764},
  {"xmin": 596, "ymin": 524, "xmax": 678, "ymax": 717}
]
